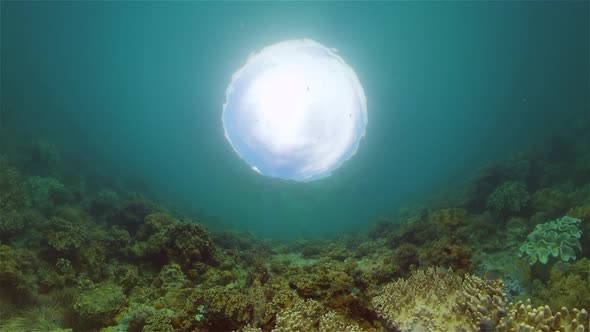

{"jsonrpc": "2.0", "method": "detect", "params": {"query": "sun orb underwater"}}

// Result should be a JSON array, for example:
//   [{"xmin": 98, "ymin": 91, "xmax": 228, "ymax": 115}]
[{"xmin": 222, "ymin": 39, "xmax": 368, "ymax": 181}]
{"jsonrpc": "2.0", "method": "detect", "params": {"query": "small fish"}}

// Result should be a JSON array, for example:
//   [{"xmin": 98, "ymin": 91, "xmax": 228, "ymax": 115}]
[
  {"xmin": 483, "ymin": 269, "xmax": 505, "ymax": 280},
  {"xmin": 552, "ymin": 261, "xmax": 571, "ymax": 273}
]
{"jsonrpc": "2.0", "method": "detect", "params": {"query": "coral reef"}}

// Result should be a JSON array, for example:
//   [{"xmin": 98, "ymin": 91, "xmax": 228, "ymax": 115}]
[
  {"xmin": 0, "ymin": 129, "xmax": 589, "ymax": 331},
  {"xmin": 519, "ymin": 216, "xmax": 582, "ymax": 264}
]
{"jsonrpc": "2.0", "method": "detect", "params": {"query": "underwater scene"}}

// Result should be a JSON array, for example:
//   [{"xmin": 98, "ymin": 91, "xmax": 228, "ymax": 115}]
[{"xmin": 1, "ymin": 2, "xmax": 589, "ymax": 332}]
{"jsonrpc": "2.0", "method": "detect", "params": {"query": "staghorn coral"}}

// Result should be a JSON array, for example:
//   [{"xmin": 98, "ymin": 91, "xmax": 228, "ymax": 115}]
[
  {"xmin": 496, "ymin": 300, "xmax": 588, "ymax": 332},
  {"xmin": 519, "ymin": 216, "xmax": 582, "ymax": 265},
  {"xmin": 372, "ymin": 267, "xmax": 506, "ymax": 332},
  {"xmin": 486, "ymin": 181, "xmax": 529, "ymax": 214}
]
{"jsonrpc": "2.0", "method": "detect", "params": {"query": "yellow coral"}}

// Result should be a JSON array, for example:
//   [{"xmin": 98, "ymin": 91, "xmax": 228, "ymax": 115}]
[
  {"xmin": 372, "ymin": 267, "xmax": 506, "ymax": 332},
  {"xmin": 319, "ymin": 311, "xmax": 365, "ymax": 332},
  {"xmin": 496, "ymin": 300, "xmax": 588, "ymax": 332},
  {"xmin": 272, "ymin": 297, "xmax": 366, "ymax": 332}
]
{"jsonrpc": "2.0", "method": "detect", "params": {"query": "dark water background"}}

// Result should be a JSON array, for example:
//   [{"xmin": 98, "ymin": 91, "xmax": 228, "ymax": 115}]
[{"xmin": 2, "ymin": 2, "xmax": 588, "ymax": 240}]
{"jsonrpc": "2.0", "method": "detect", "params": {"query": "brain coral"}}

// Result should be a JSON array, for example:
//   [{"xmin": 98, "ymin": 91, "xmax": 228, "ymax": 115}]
[
  {"xmin": 519, "ymin": 216, "xmax": 582, "ymax": 265},
  {"xmin": 372, "ymin": 267, "xmax": 506, "ymax": 332}
]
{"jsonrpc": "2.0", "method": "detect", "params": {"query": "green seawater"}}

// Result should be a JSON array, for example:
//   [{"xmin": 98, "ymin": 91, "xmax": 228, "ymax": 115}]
[{"xmin": 1, "ymin": 1, "xmax": 588, "ymax": 240}]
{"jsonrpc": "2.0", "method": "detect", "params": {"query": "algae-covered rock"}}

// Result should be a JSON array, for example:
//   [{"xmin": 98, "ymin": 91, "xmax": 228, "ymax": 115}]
[
  {"xmin": 25, "ymin": 176, "xmax": 72, "ymax": 212},
  {"xmin": 0, "ymin": 156, "xmax": 27, "ymax": 212},
  {"xmin": 142, "ymin": 309, "xmax": 176, "ymax": 332},
  {"xmin": 132, "ymin": 212, "xmax": 216, "ymax": 272},
  {"xmin": 0, "ymin": 244, "xmax": 39, "ymax": 291},
  {"xmin": 534, "ymin": 259, "xmax": 590, "ymax": 310},
  {"xmin": 73, "ymin": 282, "xmax": 126, "ymax": 328},
  {"xmin": 519, "ymin": 216, "xmax": 582, "ymax": 264},
  {"xmin": 27, "ymin": 140, "xmax": 61, "ymax": 175},
  {"xmin": 0, "ymin": 209, "xmax": 25, "ymax": 239},
  {"xmin": 44, "ymin": 216, "xmax": 88, "ymax": 251},
  {"xmin": 0, "ymin": 158, "xmax": 27, "ymax": 239},
  {"xmin": 486, "ymin": 181, "xmax": 529, "ymax": 214}
]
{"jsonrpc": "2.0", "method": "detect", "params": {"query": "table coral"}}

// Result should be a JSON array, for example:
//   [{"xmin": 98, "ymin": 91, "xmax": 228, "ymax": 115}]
[{"xmin": 372, "ymin": 267, "xmax": 506, "ymax": 332}]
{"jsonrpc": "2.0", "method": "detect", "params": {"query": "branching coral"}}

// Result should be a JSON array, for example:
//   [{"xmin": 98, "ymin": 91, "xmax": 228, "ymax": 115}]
[
  {"xmin": 372, "ymin": 267, "xmax": 506, "ymax": 332},
  {"xmin": 496, "ymin": 300, "xmax": 588, "ymax": 332},
  {"xmin": 519, "ymin": 216, "xmax": 582, "ymax": 264},
  {"xmin": 273, "ymin": 297, "xmax": 365, "ymax": 332}
]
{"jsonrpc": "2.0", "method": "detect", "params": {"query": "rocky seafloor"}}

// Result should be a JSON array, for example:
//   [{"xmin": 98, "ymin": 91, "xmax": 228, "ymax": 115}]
[{"xmin": 0, "ymin": 132, "xmax": 589, "ymax": 332}]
